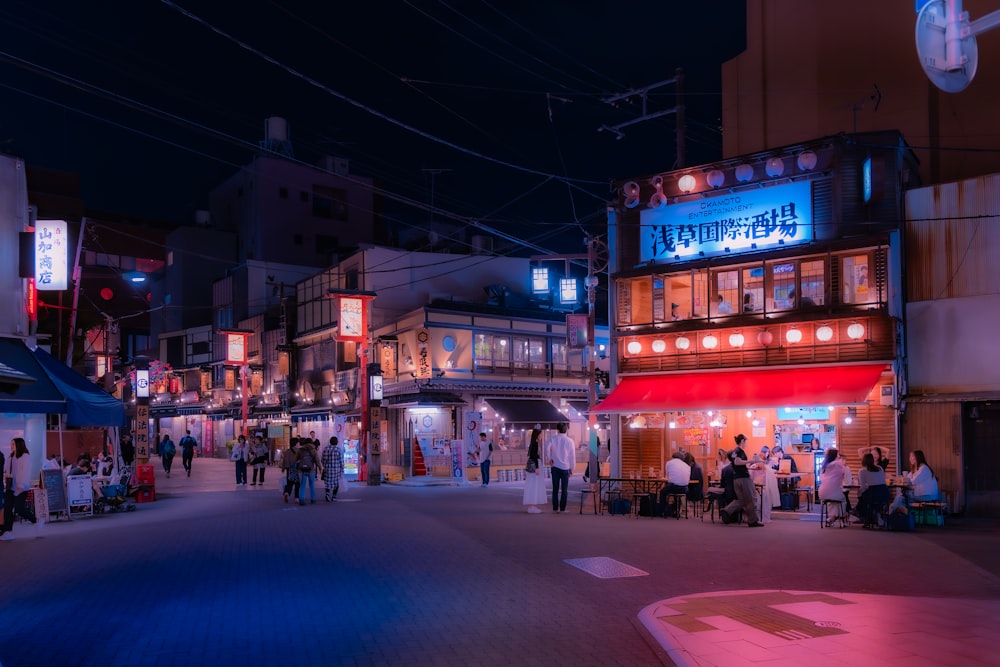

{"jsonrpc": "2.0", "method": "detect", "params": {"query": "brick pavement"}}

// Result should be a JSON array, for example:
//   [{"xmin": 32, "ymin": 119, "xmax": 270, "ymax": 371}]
[{"xmin": 1, "ymin": 457, "xmax": 999, "ymax": 667}]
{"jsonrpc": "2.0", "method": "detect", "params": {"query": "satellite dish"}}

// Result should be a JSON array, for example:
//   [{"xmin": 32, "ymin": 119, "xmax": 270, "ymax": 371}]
[{"xmin": 916, "ymin": 0, "xmax": 979, "ymax": 92}]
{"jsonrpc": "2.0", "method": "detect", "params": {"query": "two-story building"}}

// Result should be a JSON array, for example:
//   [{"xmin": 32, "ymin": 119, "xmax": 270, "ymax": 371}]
[{"xmin": 597, "ymin": 131, "xmax": 919, "ymax": 495}]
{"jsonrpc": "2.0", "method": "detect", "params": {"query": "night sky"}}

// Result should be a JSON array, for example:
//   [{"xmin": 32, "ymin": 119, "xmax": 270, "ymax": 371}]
[{"xmin": 0, "ymin": 1, "xmax": 746, "ymax": 252}]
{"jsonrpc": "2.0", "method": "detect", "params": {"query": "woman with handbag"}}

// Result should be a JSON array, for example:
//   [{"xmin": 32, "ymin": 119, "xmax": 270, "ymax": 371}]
[{"xmin": 522, "ymin": 427, "xmax": 547, "ymax": 514}]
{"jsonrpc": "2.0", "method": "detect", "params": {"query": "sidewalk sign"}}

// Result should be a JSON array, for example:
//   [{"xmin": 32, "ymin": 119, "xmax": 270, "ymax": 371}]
[
  {"xmin": 40, "ymin": 469, "xmax": 69, "ymax": 521},
  {"xmin": 66, "ymin": 474, "xmax": 94, "ymax": 517}
]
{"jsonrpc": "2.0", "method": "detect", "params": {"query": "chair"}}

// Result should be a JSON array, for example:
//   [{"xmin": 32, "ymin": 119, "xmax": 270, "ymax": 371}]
[
  {"xmin": 701, "ymin": 491, "xmax": 724, "ymax": 522},
  {"xmin": 820, "ymin": 499, "xmax": 847, "ymax": 528},
  {"xmin": 579, "ymin": 485, "xmax": 598, "ymax": 515}
]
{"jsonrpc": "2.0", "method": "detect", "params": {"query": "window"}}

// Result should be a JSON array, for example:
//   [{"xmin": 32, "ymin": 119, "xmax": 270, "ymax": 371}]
[
  {"xmin": 345, "ymin": 269, "xmax": 359, "ymax": 290},
  {"xmin": 474, "ymin": 334, "xmax": 493, "ymax": 366},
  {"xmin": 512, "ymin": 336, "xmax": 546, "ymax": 370},
  {"xmin": 800, "ymin": 259, "xmax": 825, "ymax": 306},
  {"xmin": 842, "ymin": 254, "xmax": 873, "ymax": 304},
  {"xmin": 712, "ymin": 269, "xmax": 738, "ymax": 316},
  {"xmin": 312, "ymin": 185, "xmax": 349, "ymax": 220},
  {"xmin": 769, "ymin": 261, "xmax": 796, "ymax": 310},
  {"xmin": 493, "ymin": 336, "xmax": 510, "ymax": 366},
  {"xmin": 741, "ymin": 266, "xmax": 764, "ymax": 313}
]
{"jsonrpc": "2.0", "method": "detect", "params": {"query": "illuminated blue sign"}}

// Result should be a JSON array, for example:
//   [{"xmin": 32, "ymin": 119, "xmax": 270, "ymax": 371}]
[
  {"xmin": 639, "ymin": 180, "xmax": 813, "ymax": 264},
  {"xmin": 862, "ymin": 156, "xmax": 872, "ymax": 203},
  {"xmin": 777, "ymin": 407, "xmax": 830, "ymax": 421}
]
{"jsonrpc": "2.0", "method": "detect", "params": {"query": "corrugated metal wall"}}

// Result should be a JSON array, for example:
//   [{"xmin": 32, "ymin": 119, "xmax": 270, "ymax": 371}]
[
  {"xmin": 906, "ymin": 174, "xmax": 1000, "ymax": 301},
  {"xmin": 900, "ymin": 401, "xmax": 963, "ymax": 512}
]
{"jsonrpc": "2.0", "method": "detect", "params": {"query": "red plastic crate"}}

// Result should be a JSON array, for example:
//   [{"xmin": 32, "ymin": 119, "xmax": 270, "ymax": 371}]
[
  {"xmin": 135, "ymin": 487, "xmax": 155, "ymax": 503},
  {"xmin": 136, "ymin": 464, "xmax": 155, "ymax": 486}
]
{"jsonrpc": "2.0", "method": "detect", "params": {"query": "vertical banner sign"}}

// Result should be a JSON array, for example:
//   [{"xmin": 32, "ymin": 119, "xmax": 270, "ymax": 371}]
[
  {"xmin": 463, "ymin": 412, "xmax": 483, "ymax": 477},
  {"xmin": 34, "ymin": 220, "xmax": 69, "ymax": 290},
  {"xmin": 338, "ymin": 297, "xmax": 366, "ymax": 342},
  {"xmin": 136, "ymin": 404, "xmax": 150, "ymax": 459},
  {"xmin": 380, "ymin": 342, "xmax": 396, "ymax": 379},
  {"xmin": 415, "ymin": 328, "xmax": 432, "ymax": 379},
  {"xmin": 566, "ymin": 314, "xmax": 589, "ymax": 348}
]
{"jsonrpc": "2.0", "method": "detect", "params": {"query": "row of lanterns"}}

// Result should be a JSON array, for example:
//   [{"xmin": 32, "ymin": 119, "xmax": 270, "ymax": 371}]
[{"xmin": 626, "ymin": 322, "xmax": 866, "ymax": 355}]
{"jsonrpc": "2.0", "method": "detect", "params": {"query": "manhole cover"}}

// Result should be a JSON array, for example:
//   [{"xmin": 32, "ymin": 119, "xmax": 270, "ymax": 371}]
[{"xmin": 564, "ymin": 557, "xmax": 648, "ymax": 579}]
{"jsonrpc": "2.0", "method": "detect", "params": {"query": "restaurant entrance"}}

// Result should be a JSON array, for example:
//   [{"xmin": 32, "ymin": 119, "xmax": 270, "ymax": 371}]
[{"xmin": 962, "ymin": 401, "xmax": 1000, "ymax": 515}]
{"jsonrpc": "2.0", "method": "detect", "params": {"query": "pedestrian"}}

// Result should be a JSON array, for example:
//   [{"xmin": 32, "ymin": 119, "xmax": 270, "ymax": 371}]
[
  {"xmin": 720, "ymin": 434, "xmax": 763, "ymax": 527},
  {"xmin": 322, "ymin": 436, "xmax": 344, "ymax": 501},
  {"xmin": 296, "ymin": 437, "xmax": 322, "ymax": 505},
  {"xmin": 231, "ymin": 435, "xmax": 249, "ymax": 486},
  {"xmin": 280, "ymin": 438, "xmax": 300, "ymax": 503},
  {"xmin": 160, "ymin": 434, "xmax": 176, "ymax": 478},
  {"xmin": 179, "ymin": 430, "xmax": 198, "ymax": 477},
  {"xmin": 2, "ymin": 437, "xmax": 37, "ymax": 540},
  {"xmin": 544, "ymin": 422, "xmax": 575, "ymax": 513},
  {"xmin": 474, "ymin": 432, "xmax": 493, "ymax": 486},
  {"xmin": 120, "ymin": 433, "xmax": 135, "ymax": 469},
  {"xmin": 522, "ymin": 427, "xmax": 546, "ymax": 514},
  {"xmin": 250, "ymin": 435, "xmax": 269, "ymax": 486}
]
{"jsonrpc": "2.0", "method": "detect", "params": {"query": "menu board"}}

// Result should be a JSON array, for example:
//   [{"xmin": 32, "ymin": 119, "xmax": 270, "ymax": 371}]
[
  {"xmin": 66, "ymin": 474, "xmax": 94, "ymax": 517},
  {"xmin": 40, "ymin": 468, "xmax": 68, "ymax": 515}
]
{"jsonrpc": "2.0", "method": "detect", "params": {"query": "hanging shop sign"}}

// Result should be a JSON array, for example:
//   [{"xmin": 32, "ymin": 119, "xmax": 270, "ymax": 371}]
[
  {"xmin": 639, "ymin": 180, "xmax": 813, "ymax": 263},
  {"xmin": 34, "ymin": 219, "xmax": 69, "ymax": 290}
]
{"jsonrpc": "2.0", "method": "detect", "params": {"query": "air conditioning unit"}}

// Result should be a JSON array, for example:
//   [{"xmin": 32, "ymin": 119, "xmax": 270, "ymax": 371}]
[{"xmin": 880, "ymin": 385, "xmax": 895, "ymax": 407}]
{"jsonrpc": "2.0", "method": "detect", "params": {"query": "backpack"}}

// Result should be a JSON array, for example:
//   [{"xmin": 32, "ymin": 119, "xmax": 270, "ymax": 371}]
[
  {"xmin": 298, "ymin": 449, "xmax": 315, "ymax": 472},
  {"xmin": 163, "ymin": 440, "xmax": 176, "ymax": 455}
]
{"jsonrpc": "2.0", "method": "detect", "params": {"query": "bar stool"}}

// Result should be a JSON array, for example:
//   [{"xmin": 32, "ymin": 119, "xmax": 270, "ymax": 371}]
[
  {"xmin": 820, "ymin": 499, "xmax": 847, "ymax": 528},
  {"xmin": 796, "ymin": 486, "xmax": 814, "ymax": 512},
  {"xmin": 663, "ymin": 492, "xmax": 687, "ymax": 519}
]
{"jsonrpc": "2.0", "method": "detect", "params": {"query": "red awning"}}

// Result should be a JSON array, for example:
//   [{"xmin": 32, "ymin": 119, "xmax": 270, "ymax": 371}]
[{"xmin": 594, "ymin": 364, "xmax": 888, "ymax": 412}]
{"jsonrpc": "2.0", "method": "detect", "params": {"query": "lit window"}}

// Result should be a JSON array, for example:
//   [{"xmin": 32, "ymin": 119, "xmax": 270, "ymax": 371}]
[
  {"xmin": 532, "ymin": 267, "xmax": 549, "ymax": 294},
  {"xmin": 559, "ymin": 278, "xmax": 578, "ymax": 304}
]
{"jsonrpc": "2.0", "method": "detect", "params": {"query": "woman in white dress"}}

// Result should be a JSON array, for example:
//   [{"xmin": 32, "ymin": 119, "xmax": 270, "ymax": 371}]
[
  {"xmin": 522, "ymin": 427, "xmax": 547, "ymax": 513},
  {"xmin": 818, "ymin": 448, "xmax": 848, "ymax": 524}
]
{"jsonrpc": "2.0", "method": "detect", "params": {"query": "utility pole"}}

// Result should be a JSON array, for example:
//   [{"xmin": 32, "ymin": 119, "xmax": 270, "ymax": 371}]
[
  {"xmin": 65, "ymin": 217, "xmax": 87, "ymax": 366},
  {"xmin": 597, "ymin": 69, "xmax": 686, "ymax": 151}
]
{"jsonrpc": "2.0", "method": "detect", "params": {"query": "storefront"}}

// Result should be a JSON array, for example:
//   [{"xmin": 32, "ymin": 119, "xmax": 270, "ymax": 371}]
[{"xmin": 603, "ymin": 132, "xmax": 916, "ymax": 485}]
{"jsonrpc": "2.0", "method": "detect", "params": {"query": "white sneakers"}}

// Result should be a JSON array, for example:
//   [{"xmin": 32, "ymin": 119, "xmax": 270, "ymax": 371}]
[{"xmin": 527, "ymin": 507, "xmax": 542, "ymax": 514}]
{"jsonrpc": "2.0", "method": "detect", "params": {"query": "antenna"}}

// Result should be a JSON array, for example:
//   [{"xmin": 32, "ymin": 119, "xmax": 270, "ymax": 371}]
[{"xmin": 916, "ymin": 0, "xmax": 1000, "ymax": 92}]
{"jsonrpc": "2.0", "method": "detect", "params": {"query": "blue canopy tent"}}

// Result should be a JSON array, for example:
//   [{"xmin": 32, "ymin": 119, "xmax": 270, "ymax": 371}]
[
  {"xmin": 0, "ymin": 338, "xmax": 66, "ymax": 415},
  {"xmin": 31, "ymin": 346, "xmax": 126, "ymax": 427}
]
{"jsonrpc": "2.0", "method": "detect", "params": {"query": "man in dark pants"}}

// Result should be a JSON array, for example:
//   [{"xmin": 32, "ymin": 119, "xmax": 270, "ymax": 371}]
[
  {"xmin": 179, "ymin": 430, "xmax": 198, "ymax": 477},
  {"xmin": 545, "ymin": 423, "xmax": 575, "ymax": 513},
  {"xmin": 721, "ymin": 434, "xmax": 763, "ymax": 528}
]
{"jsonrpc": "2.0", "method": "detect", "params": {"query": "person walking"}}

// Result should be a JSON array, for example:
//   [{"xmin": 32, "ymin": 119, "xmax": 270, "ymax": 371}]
[
  {"xmin": 120, "ymin": 433, "xmax": 135, "ymax": 471},
  {"xmin": 522, "ymin": 427, "xmax": 547, "ymax": 514},
  {"xmin": 160, "ymin": 434, "xmax": 176, "ymax": 478},
  {"xmin": 720, "ymin": 434, "xmax": 763, "ymax": 527},
  {"xmin": 296, "ymin": 437, "xmax": 322, "ymax": 505},
  {"xmin": 231, "ymin": 435, "xmax": 250, "ymax": 486},
  {"xmin": 1, "ymin": 437, "xmax": 37, "ymax": 540},
  {"xmin": 179, "ymin": 430, "xmax": 198, "ymax": 477},
  {"xmin": 250, "ymin": 436, "xmax": 269, "ymax": 486},
  {"xmin": 474, "ymin": 432, "xmax": 493, "ymax": 486},
  {"xmin": 544, "ymin": 423, "xmax": 575, "ymax": 513},
  {"xmin": 280, "ymin": 438, "xmax": 301, "ymax": 503},
  {"xmin": 321, "ymin": 436, "xmax": 344, "ymax": 502}
]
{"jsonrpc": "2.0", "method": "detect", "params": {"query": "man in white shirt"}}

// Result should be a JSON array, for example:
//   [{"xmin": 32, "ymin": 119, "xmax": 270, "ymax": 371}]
[
  {"xmin": 544, "ymin": 423, "xmax": 575, "ymax": 512},
  {"xmin": 658, "ymin": 452, "xmax": 691, "ymax": 517}
]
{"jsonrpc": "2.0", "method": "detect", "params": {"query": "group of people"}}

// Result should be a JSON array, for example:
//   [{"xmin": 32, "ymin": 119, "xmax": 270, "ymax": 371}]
[
  {"xmin": 818, "ymin": 445, "xmax": 938, "ymax": 526},
  {"xmin": 155, "ymin": 430, "xmax": 200, "ymax": 478},
  {"xmin": 232, "ymin": 432, "xmax": 345, "ymax": 506}
]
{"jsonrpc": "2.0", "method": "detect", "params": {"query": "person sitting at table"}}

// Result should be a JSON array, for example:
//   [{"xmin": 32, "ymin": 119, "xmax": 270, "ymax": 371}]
[
  {"xmin": 905, "ymin": 449, "xmax": 940, "ymax": 502},
  {"xmin": 658, "ymin": 452, "xmax": 691, "ymax": 517},
  {"xmin": 683, "ymin": 451, "xmax": 704, "ymax": 507},
  {"xmin": 856, "ymin": 452, "xmax": 891, "ymax": 526},
  {"xmin": 818, "ymin": 448, "xmax": 848, "ymax": 525},
  {"xmin": 872, "ymin": 446, "xmax": 890, "ymax": 473},
  {"xmin": 712, "ymin": 448, "xmax": 737, "ymax": 508},
  {"xmin": 772, "ymin": 444, "xmax": 799, "ymax": 495}
]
